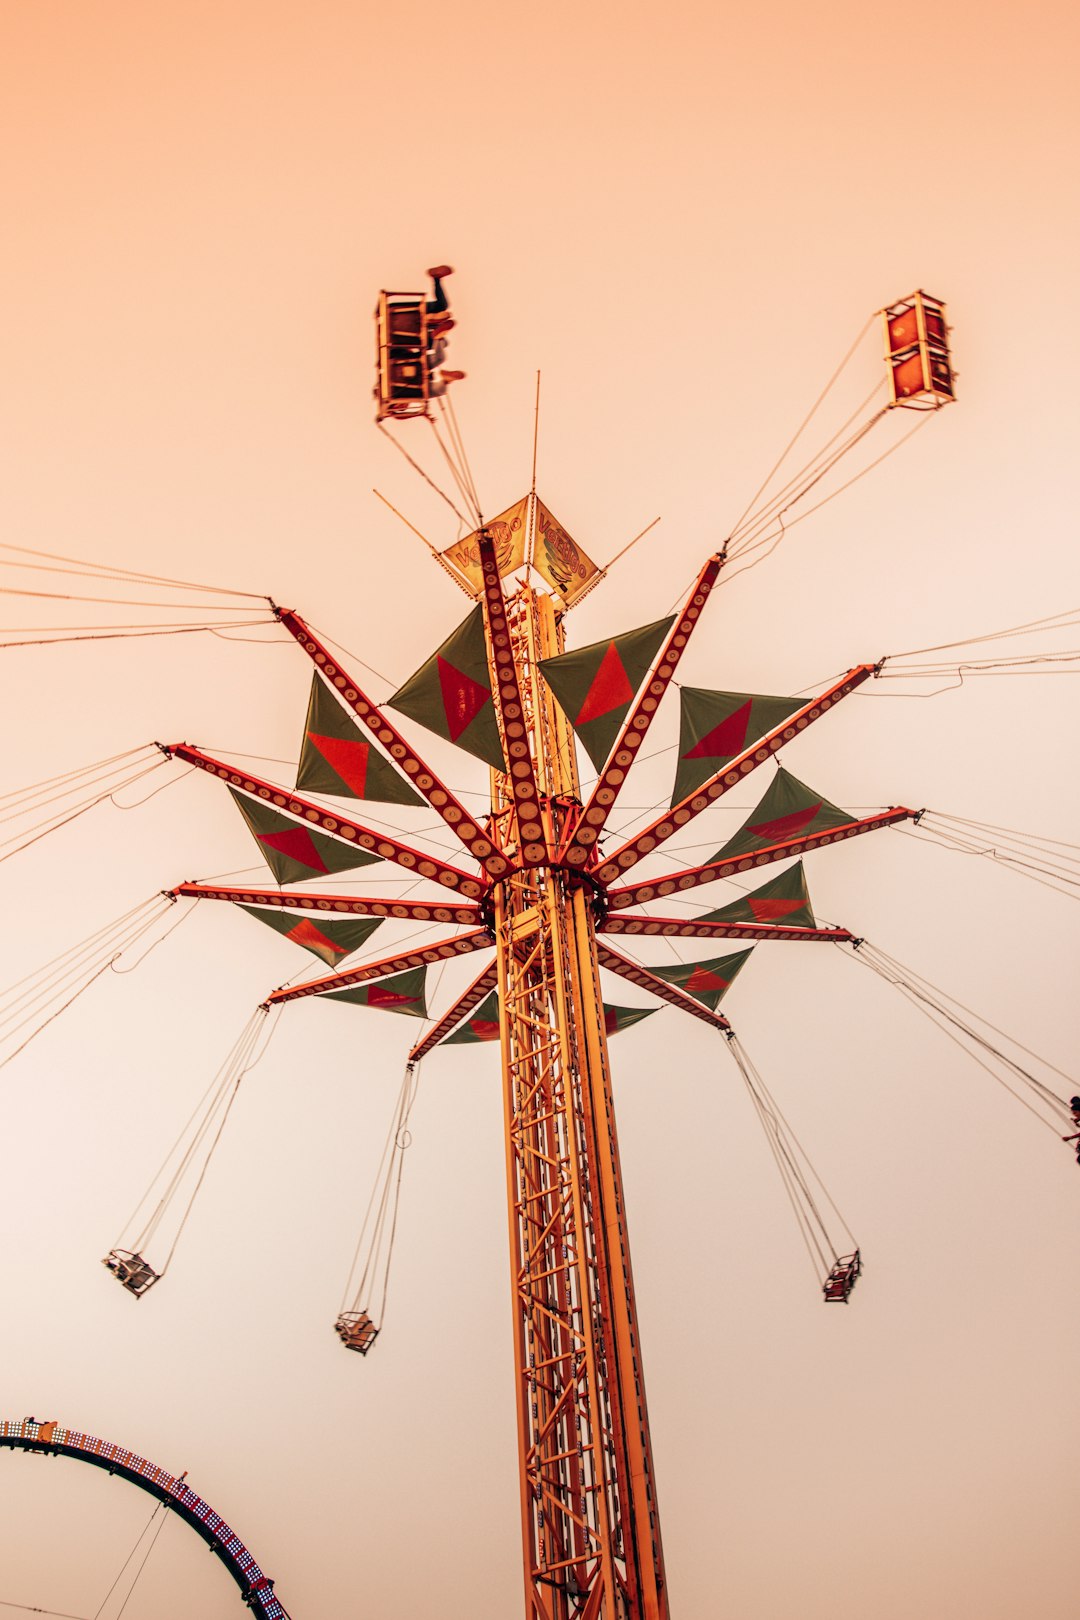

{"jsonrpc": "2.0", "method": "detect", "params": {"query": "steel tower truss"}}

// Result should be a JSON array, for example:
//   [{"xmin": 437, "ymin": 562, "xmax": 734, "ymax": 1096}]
[{"xmin": 169, "ymin": 527, "xmax": 912, "ymax": 1620}]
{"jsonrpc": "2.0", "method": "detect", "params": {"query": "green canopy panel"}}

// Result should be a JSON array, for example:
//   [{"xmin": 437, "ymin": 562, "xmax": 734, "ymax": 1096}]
[
  {"xmin": 442, "ymin": 993, "xmax": 654, "ymax": 1043},
  {"xmin": 671, "ymin": 687, "xmax": 803, "ymax": 806},
  {"xmin": 711, "ymin": 768, "xmax": 853, "ymax": 863},
  {"xmin": 321, "ymin": 966, "xmax": 428, "ymax": 1019},
  {"xmin": 539, "ymin": 617, "xmax": 675, "ymax": 772},
  {"xmin": 441, "ymin": 990, "xmax": 502, "ymax": 1045},
  {"xmin": 699, "ymin": 861, "xmax": 816, "ymax": 929},
  {"xmin": 645, "ymin": 948, "xmax": 752, "ymax": 1010},
  {"xmin": 239, "ymin": 905, "xmax": 383, "ymax": 967},
  {"xmin": 604, "ymin": 1004, "xmax": 657, "ymax": 1037},
  {"xmin": 229, "ymin": 789, "xmax": 381, "ymax": 885},
  {"xmin": 297, "ymin": 674, "xmax": 423, "ymax": 805},
  {"xmin": 389, "ymin": 605, "xmax": 506, "ymax": 772}
]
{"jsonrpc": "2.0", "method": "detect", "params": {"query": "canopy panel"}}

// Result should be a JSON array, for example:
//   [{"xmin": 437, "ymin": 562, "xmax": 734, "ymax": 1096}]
[
  {"xmin": 671, "ymin": 687, "xmax": 803, "ymax": 806},
  {"xmin": 439, "ymin": 992, "xmax": 655, "ymax": 1044},
  {"xmin": 604, "ymin": 1005, "xmax": 657, "ymax": 1036},
  {"xmin": 229, "ymin": 790, "xmax": 380, "ymax": 884},
  {"xmin": 699, "ymin": 861, "xmax": 817, "ymax": 928},
  {"xmin": 644, "ymin": 948, "xmax": 753, "ymax": 1010},
  {"xmin": 297, "ymin": 675, "xmax": 424, "ymax": 805},
  {"xmin": 532, "ymin": 500, "xmax": 601, "ymax": 606},
  {"xmin": 540, "ymin": 617, "xmax": 675, "ymax": 772},
  {"xmin": 441, "ymin": 498, "xmax": 529, "ymax": 595},
  {"xmin": 711, "ymin": 769, "xmax": 853, "ymax": 862},
  {"xmin": 322, "ymin": 966, "xmax": 428, "ymax": 1018},
  {"xmin": 389, "ymin": 605, "xmax": 506, "ymax": 772},
  {"xmin": 441, "ymin": 989, "xmax": 502, "ymax": 1044},
  {"xmin": 239, "ymin": 905, "xmax": 382, "ymax": 966}
]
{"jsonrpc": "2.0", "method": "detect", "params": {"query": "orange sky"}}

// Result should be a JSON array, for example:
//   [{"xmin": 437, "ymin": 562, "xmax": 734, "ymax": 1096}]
[{"xmin": 2, "ymin": 3, "xmax": 1079, "ymax": 1617}]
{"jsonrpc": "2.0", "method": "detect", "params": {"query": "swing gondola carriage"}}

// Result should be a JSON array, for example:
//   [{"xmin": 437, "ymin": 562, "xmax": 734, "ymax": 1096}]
[
  {"xmin": 823, "ymin": 1250, "xmax": 862, "ymax": 1304},
  {"xmin": 102, "ymin": 1248, "xmax": 161, "ymax": 1298},
  {"xmin": 334, "ymin": 1311, "xmax": 380, "ymax": 1355}
]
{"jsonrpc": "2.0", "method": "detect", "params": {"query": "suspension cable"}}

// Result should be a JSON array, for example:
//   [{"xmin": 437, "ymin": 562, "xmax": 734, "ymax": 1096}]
[
  {"xmin": 339, "ymin": 1060, "xmax": 421, "ymax": 1332},
  {"xmin": 840, "ymin": 940, "xmax": 1073, "ymax": 1133},
  {"xmin": 724, "ymin": 1033, "xmax": 859, "ymax": 1288}
]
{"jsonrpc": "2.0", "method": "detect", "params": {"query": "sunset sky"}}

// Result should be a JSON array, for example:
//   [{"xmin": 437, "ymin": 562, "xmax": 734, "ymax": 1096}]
[{"xmin": 2, "ymin": 3, "xmax": 1078, "ymax": 1617}]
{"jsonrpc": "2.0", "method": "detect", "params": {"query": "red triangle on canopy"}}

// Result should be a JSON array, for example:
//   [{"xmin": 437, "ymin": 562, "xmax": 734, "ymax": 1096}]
[
  {"xmin": 468, "ymin": 1018, "xmax": 501, "ymax": 1041},
  {"xmin": 747, "ymin": 801, "xmax": 822, "ymax": 844},
  {"xmin": 576, "ymin": 641, "xmax": 635, "ymax": 725},
  {"xmin": 437, "ymin": 656, "xmax": 491, "ymax": 742},
  {"xmin": 685, "ymin": 700, "xmax": 752, "ymax": 761},
  {"xmin": 685, "ymin": 965, "xmax": 730, "ymax": 993},
  {"xmin": 748, "ymin": 895, "xmax": 807, "ymax": 922},
  {"xmin": 285, "ymin": 918, "xmax": 349, "ymax": 957},
  {"xmin": 367, "ymin": 983, "xmax": 421, "ymax": 1008},
  {"xmin": 308, "ymin": 732, "xmax": 371, "ymax": 798},
  {"xmin": 258, "ymin": 826, "xmax": 329, "ymax": 874}
]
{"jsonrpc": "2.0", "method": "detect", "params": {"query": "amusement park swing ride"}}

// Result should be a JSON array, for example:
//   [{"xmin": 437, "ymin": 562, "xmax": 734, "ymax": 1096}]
[{"xmin": 2, "ymin": 273, "xmax": 1079, "ymax": 1620}]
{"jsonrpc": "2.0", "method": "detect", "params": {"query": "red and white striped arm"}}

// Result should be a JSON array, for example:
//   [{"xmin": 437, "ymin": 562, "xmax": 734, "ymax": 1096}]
[
  {"xmin": 596, "ymin": 942, "xmax": 732, "ymax": 1034},
  {"xmin": 170, "ymin": 883, "xmax": 483, "ymax": 926},
  {"xmin": 594, "ymin": 664, "xmax": 878, "ymax": 886},
  {"xmin": 477, "ymin": 531, "xmax": 547, "ymax": 867},
  {"xmin": 408, "ymin": 957, "xmax": 499, "ymax": 1061},
  {"xmin": 275, "ymin": 609, "xmax": 510, "ymax": 880},
  {"xmin": 165, "ymin": 744, "xmax": 486, "ymax": 900},
  {"xmin": 606, "ymin": 808, "xmax": 916, "ymax": 910},
  {"xmin": 560, "ymin": 551, "xmax": 725, "ymax": 868},
  {"xmin": 265, "ymin": 928, "xmax": 493, "ymax": 1006},
  {"xmin": 600, "ymin": 914, "xmax": 853, "ymax": 943}
]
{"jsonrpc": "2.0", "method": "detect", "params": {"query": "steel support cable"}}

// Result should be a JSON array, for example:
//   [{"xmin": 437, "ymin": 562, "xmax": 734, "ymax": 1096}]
[
  {"xmin": 427, "ymin": 416, "xmax": 482, "ymax": 525},
  {"xmin": 741, "ymin": 1074, "xmax": 833, "ymax": 1279},
  {"xmin": 431, "ymin": 402, "xmax": 483, "ymax": 526},
  {"xmin": 720, "ymin": 409, "xmax": 929, "ymax": 587},
  {"xmin": 901, "ymin": 819, "xmax": 1080, "ymax": 896},
  {"xmin": 90, "ymin": 1500, "xmax": 166, "ymax": 1620},
  {"xmin": 725, "ymin": 1034, "xmax": 857, "ymax": 1276},
  {"xmin": 120, "ymin": 1006, "xmax": 282, "ymax": 1271},
  {"xmin": 0, "ymin": 585, "xmax": 271, "ymax": 612},
  {"xmin": 109, "ymin": 898, "xmax": 197, "ymax": 975},
  {"xmin": 660, "ymin": 386, "xmax": 899, "ymax": 616},
  {"xmin": 0, "ymin": 746, "xmax": 158, "ymax": 815},
  {"xmin": 302, "ymin": 621, "xmax": 397, "ymax": 693},
  {"xmin": 0, "ymin": 1600, "xmax": 92, "ymax": 1619},
  {"xmin": 877, "ymin": 653, "xmax": 1080, "ymax": 680},
  {"xmin": 854, "ymin": 941, "xmax": 1077, "ymax": 1099},
  {"xmin": 883, "ymin": 607, "xmax": 1080, "ymax": 661},
  {"xmin": 113, "ymin": 1008, "xmax": 265, "ymax": 1246},
  {"xmin": 929, "ymin": 810, "xmax": 1080, "ymax": 852},
  {"xmin": 154, "ymin": 1008, "xmax": 280, "ymax": 1275},
  {"xmin": 0, "ymin": 899, "xmax": 174, "ymax": 1053},
  {"xmin": 0, "ymin": 540, "xmax": 270, "ymax": 603},
  {"xmin": 725, "ymin": 314, "xmax": 878, "ymax": 540},
  {"xmin": 0, "ymin": 902, "xmax": 182, "ymax": 1070},
  {"xmin": 0, "ymin": 898, "xmax": 165, "ymax": 1016},
  {"xmin": 910, "ymin": 818, "xmax": 1080, "ymax": 875},
  {"xmin": 840, "ymin": 941, "xmax": 1072, "ymax": 1129},
  {"xmin": 340, "ymin": 1061, "xmax": 421, "ymax": 1325},
  {"xmin": 726, "ymin": 383, "xmax": 886, "ymax": 555},
  {"xmin": 723, "ymin": 407, "xmax": 890, "ymax": 568},
  {"xmin": 440, "ymin": 391, "xmax": 482, "ymax": 516},
  {"xmin": 377, "ymin": 421, "xmax": 472, "ymax": 527},
  {"xmin": 0, "ymin": 618, "xmax": 278, "ymax": 650},
  {"xmin": 110, "ymin": 1505, "xmax": 170, "ymax": 1620},
  {"xmin": 0, "ymin": 759, "xmax": 172, "ymax": 862}
]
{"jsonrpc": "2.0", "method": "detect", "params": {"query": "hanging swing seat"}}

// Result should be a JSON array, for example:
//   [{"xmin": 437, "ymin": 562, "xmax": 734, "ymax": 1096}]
[
  {"xmin": 103, "ymin": 1248, "xmax": 161, "ymax": 1298},
  {"xmin": 375, "ymin": 291, "xmax": 434, "ymax": 421},
  {"xmin": 335, "ymin": 1310, "xmax": 380, "ymax": 1354},
  {"xmin": 823, "ymin": 1250, "xmax": 861, "ymax": 1303}
]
